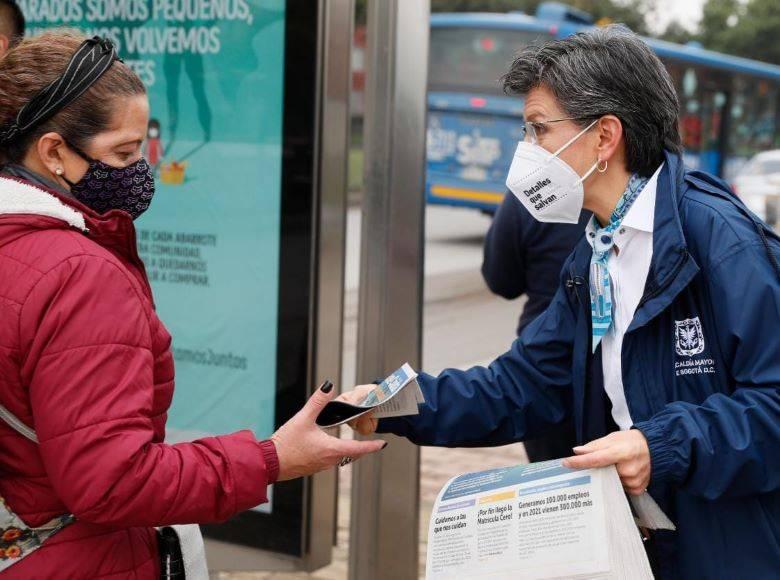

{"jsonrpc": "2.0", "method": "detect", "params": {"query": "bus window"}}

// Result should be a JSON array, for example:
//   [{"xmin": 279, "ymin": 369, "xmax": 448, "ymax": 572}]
[
  {"xmin": 666, "ymin": 60, "xmax": 731, "ymax": 175},
  {"xmin": 698, "ymin": 66, "xmax": 730, "ymax": 175},
  {"xmin": 726, "ymin": 76, "xmax": 779, "ymax": 180},
  {"xmin": 429, "ymin": 27, "xmax": 553, "ymax": 95},
  {"xmin": 681, "ymin": 68, "xmax": 707, "ymax": 154},
  {"xmin": 666, "ymin": 62, "xmax": 703, "ymax": 165},
  {"xmin": 699, "ymin": 89, "xmax": 728, "ymax": 175}
]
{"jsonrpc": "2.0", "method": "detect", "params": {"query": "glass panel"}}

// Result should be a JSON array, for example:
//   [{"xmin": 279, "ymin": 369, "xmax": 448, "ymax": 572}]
[{"xmin": 429, "ymin": 27, "xmax": 552, "ymax": 95}]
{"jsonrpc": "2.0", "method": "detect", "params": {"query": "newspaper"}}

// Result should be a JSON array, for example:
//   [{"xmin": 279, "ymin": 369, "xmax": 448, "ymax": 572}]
[
  {"xmin": 316, "ymin": 363, "xmax": 424, "ymax": 428},
  {"xmin": 426, "ymin": 460, "xmax": 659, "ymax": 579}
]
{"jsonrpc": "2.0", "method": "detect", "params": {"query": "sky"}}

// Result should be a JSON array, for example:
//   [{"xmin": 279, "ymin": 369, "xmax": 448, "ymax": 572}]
[{"xmin": 644, "ymin": 0, "xmax": 706, "ymax": 34}]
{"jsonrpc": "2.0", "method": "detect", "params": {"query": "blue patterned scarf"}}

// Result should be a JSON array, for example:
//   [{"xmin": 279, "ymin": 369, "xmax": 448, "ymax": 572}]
[{"xmin": 589, "ymin": 173, "xmax": 649, "ymax": 352}]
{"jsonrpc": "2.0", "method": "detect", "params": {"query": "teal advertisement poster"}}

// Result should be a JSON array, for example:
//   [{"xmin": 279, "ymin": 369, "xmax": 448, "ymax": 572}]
[{"xmin": 20, "ymin": 1, "xmax": 287, "ymax": 446}]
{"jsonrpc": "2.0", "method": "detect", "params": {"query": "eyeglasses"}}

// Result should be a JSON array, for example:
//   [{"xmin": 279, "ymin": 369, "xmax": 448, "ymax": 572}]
[{"xmin": 521, "ymin": 117, "xmax": 597, "ymax": 144}]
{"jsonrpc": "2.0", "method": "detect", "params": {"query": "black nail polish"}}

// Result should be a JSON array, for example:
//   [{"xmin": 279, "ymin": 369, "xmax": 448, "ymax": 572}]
[
  {"xmin": 320, "ymin": 380, "xmax": 334, "ymax": 394},
  {"xmin": 381, "ymin": 441, "xmax": 388, "ymax": 450}
]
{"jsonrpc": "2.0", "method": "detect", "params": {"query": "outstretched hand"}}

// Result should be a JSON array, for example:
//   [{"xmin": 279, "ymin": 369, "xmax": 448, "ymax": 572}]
[{"xmin": 271, "ymin": 382, "xmax": 386, "ymax": 481}]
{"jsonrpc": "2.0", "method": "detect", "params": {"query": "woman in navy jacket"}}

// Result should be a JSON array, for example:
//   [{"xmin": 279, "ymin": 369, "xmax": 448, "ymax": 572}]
[{"xmin": 345, "ymin": 27, "xmax": 780, "ymax": 579}]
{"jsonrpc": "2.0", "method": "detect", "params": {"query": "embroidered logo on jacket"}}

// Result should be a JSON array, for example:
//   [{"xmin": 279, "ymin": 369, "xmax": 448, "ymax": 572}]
[{"xmin": 675, "ymin": 317, "xmax": 705, "ymax": 356}]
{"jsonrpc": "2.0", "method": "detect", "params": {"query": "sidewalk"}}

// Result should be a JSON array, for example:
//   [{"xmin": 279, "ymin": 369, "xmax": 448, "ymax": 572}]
[{"xmin": 344, "ymin": 205, "xmax": 493, "ymax": 318}]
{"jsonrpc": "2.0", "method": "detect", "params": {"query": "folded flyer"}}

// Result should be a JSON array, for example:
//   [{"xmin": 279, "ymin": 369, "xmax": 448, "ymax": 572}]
[{"xmin": 316, "ymin": 363, "xmax": 425, "ymax": 428}]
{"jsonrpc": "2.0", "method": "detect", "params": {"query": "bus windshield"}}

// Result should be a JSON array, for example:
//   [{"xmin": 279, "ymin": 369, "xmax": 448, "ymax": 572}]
[{"xmin": 429, "ymin": 27, "xmax": 553, "ymax": 95}]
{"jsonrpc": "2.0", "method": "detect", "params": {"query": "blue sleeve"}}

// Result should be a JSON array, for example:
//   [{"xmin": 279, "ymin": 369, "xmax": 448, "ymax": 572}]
[
  {"xmin": 482, "ymin": 192, "xmax": 527, "ymax": 299},
  {"xmin": 378, "ymin": 281, "xmax": 577, "ymax": 447},
  {"xmin": 635, "ymin": 242, "xmax": 780, "ymax": 500}
]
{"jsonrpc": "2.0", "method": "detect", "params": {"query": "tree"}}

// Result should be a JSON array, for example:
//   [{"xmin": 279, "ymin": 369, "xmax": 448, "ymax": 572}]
[
  {"xmin": 659, "ymin": 21, "xmax": 695, "ymax": 45},
  {"xmin": 698, "ymin": 0, "xmax": 742, "ymax": 55},
  {"xmin": 697, "ymin": 0, "xmax": 780, "ymax": 64},
  {"xmin": 726, "ymin": 0, "xmax": 780, "ymax": 64}
]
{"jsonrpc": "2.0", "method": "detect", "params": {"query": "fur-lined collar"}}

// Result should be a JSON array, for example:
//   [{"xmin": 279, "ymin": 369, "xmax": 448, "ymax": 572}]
[{"xmin": 0, "ymin": 176, "xmax": 87, "ymax": 232}]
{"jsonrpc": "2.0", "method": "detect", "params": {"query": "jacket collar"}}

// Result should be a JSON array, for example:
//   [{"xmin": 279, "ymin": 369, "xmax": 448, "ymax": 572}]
[
  {"xmin": 568, "ymin": 151, "xmax": 701, "ymax": 332},
  {"xmin": 627, "ymin": 151, "xmax": 700, "ymax": 332},
  {"xmin": 583, "ymin": 164, "xmax": 661, "ymax": 253},
  {"xmin": 0, "ymin": 175, "xmax": 87, "ymax": 232},
  {"xmin": 621, "ymin": 164, "xmax": 660, "ymax": 234},
  {"xmin": 0, "ymin": 176, "xmax": 144, "ymax": 276}
]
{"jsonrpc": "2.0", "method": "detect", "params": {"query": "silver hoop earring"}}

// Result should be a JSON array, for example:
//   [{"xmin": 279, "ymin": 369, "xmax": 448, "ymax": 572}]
[{"xmin": 597, "ymin": 160, "xmax": 608, "ymax": 173}]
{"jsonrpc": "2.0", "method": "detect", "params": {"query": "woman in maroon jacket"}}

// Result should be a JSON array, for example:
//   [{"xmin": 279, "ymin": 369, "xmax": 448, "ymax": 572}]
[{"xmin": 0, "ymin": 32, "xmax": 384, "ymax": 578}]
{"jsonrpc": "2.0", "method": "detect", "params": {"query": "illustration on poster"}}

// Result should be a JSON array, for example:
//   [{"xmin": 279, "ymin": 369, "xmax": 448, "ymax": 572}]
[{"xmin": 145, "ymin": 119, "xmax": 164, "ymax": 167}]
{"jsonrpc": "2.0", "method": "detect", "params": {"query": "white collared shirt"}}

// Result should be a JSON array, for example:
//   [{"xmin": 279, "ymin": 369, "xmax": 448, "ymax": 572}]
[{"xmin": 584, "ymin": 164, "xmax": 663, "ymax": 430}]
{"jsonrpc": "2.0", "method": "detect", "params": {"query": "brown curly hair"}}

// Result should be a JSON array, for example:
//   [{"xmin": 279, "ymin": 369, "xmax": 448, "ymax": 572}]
[{"xmin": 0, "ymin": 30, "xmax": 146, "ymax": 164}]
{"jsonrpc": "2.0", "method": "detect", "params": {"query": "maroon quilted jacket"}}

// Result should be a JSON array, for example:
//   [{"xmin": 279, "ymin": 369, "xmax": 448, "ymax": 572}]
[{"xmin": 0, "ymin": 175, "xmax": 279, "ymax": 578}]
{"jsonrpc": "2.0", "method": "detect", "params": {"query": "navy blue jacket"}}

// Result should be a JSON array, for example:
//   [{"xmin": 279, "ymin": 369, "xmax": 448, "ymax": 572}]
[
  {"xmin": 482, "ymin": 192, "xmax": 589, "ymax": 334},
  {"xmin": 380, "ymin": 152, "xmax": 780, "ymax": 579}
]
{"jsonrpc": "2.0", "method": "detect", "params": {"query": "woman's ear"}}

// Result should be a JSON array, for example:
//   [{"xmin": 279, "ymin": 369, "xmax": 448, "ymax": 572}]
[
  {"xmin": 595, "ymin": 115, "xmax": 624, "ymax": 163},
  {"xmin": 35, "ymin": 132, "xmax": 70, "ymax": 177}
]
